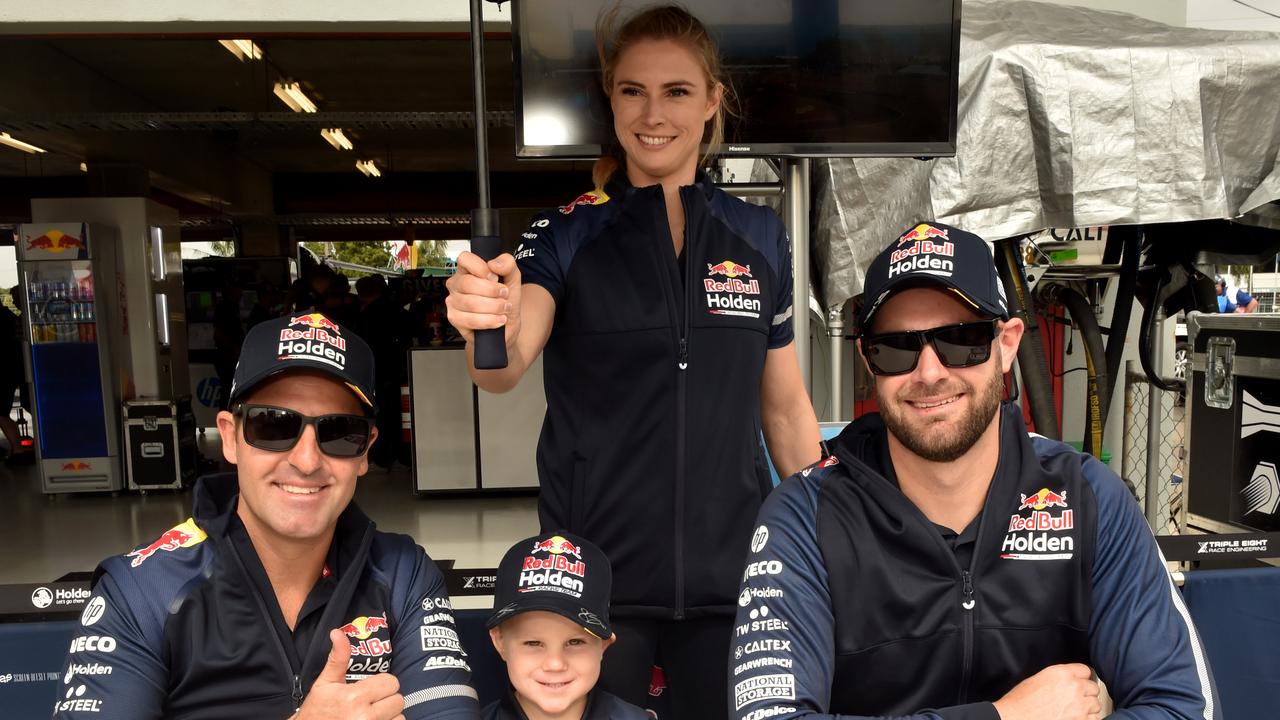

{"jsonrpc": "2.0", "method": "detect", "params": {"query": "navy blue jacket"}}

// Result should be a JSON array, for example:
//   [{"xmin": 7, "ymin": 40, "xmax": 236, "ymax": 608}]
[
  {"xmin": 52, "ymin": 474, "xmax": 479, "ymax": 720},
  {"xmin": 730, "ymin": 404, "xmax": 1219, "ymax": 719},
  {"xmin": 518, "ymin": 172, "xmax": 794, "ymax": 618}
]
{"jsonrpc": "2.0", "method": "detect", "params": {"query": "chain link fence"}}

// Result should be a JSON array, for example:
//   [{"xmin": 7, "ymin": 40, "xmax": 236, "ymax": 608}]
[{"xmin": 1123, "ymin": 369, "xmax": 1185, "ymax": 535}]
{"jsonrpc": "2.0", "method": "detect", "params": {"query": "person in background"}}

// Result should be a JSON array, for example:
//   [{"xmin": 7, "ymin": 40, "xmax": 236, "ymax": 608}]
[
  {"xmin": 484, "ymin": 531, "xmax": 648, "ymax": 720},
  {"xmin": 445, "ymin": 6, "xmax": 821, "ymax": 716},
  {"xmin": 246, "ymin": 283, "xmax": 282, "ymax": 330},
  {"xmin": 731, "ymin": 222, "xmax": 1219, "ymax": 720},
  {"xmin": 1215, "ymin": 274, "xmax": 1257, "ymax": 313},
  {"xmin": 0, "ymin": 288, "xmax": 32, "ymax": 463},
  {"xmin": 323, "ymin": 273, "xmax": 358, "ymax": 328},
  {"xmin": 51, "ymin": 313, "xmax": 478, "ymax": 720},
  {"xmin": 355, "ymin": 274, "xmax": 410, "ymax": 471}
]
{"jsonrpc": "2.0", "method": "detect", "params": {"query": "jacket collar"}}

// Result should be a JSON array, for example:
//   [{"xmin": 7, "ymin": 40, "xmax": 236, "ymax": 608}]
[{"xmin": 603, "ymin": 168, "xmax": 717, "ymax": 203}]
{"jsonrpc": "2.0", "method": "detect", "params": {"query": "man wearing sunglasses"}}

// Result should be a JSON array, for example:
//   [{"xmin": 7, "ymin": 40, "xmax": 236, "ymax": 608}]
[
  {"xmin": 53, "ymin": 313, "xmax": 480, "ymax": 720},
  {"xmin": 731, "ymin": 223, "xmax": 1219, "ymax": 720}
]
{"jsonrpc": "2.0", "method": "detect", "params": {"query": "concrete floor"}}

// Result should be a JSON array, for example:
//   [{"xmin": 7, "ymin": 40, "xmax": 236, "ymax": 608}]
[{"xmin": 0, "ymin": 430, "xmax": 540, "ymax": 609}]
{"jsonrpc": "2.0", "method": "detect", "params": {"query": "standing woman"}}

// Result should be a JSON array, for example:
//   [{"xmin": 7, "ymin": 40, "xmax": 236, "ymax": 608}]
[{"xmin": 446, "ymin": 5, "xmax": 820, "ymax": 715}]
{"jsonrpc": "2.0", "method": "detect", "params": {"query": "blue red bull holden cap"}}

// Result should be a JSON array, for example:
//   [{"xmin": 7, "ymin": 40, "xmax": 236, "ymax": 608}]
[
  {"xmin": 487, "ymin": 530, "xmax": 613, "ymax": 639},
  {"xmin": 857, "ymin": 221, "xmax": 1010, "ymax": 334},
  {"xmin": 228, "ymin": 311, "xmax": 377, "ymax": 414}
]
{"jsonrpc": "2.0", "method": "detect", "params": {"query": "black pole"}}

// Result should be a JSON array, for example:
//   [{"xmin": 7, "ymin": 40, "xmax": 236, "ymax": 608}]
[
  {"xmin": 469, "ymin": 0, "xmax": 507, "ymax": 369},
  {"xmin": 995, "ymin": 237, "xmax": 1061, "ymax": 439}
]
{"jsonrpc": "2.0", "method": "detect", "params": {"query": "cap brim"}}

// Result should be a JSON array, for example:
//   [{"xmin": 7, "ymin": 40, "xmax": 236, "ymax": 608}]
[
  {"xmin": 859, "ymin": 274, "xmax": 1006, "ymax": 333},
  {"xmin": 486, "ymin": 599, "xmax": 612, "ymax": 640},
  {"xmin": 230, "ymin": 365, "xmax": 376, "ymax": 415}
]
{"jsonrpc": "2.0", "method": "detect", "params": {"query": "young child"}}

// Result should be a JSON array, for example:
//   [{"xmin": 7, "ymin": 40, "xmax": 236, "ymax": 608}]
[{"xmin": 485, "ymin": 531, "xmax": 650, "ymax": 720}]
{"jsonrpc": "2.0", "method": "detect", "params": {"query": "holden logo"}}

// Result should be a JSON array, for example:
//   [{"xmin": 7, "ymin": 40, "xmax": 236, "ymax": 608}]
[{"xmin": 31, "ymin": 587, "xmax": 54, "ymax": 609}]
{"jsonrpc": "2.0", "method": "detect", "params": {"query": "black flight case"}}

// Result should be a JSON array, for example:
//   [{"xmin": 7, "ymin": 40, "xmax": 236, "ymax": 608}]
[
  {"xmin": 123, "ymin": 398, "xmax": 198, "ymax": 491},
  {"xmin": 1184, "ymin": 311, "xmax": 1280, "ymax": 535}
]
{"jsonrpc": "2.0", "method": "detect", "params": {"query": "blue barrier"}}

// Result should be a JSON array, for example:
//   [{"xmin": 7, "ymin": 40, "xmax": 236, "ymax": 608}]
[
  {"xmin": 1180, "ymin": 567, "xmax": 1280, "ymax": 719},
  {"xmin": 4, "ymin": 567, "xmax": 1276, "ymax": 718},
  {"xmin": 0, "ymin": 609, "xmax": 507, "ymax": 719}
]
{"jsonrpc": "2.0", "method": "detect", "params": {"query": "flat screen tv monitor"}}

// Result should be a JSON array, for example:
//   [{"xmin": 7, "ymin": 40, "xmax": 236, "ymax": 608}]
[{"xmin": 513, "ymin": 0, "xmax": 961, "ymax": 159}]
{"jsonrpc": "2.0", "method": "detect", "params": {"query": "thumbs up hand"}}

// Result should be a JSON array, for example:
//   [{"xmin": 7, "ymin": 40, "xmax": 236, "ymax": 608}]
[{"xmin": 294, "ymin": 629, "xmax": 405, "ymax": 720}]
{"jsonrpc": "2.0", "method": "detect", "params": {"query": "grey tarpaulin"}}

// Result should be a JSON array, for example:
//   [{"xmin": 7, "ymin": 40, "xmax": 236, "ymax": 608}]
[{"xmin": 811, "ymin": 0, "xmax": 1280, "ymax": 310}]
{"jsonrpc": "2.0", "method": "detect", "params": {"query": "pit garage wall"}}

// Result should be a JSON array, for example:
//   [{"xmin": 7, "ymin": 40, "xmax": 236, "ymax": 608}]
[{"xmin": 1, "ymin": 1, "xmax": 1276, "ymax": 34}]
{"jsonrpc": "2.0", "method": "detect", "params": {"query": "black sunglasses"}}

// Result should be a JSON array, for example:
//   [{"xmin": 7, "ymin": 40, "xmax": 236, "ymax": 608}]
[
  {"xmin": 236, "ymin": 404, "xmax": 374, "ymax": 458},
  {"xmin": 862, "ymin": 319, "xmax": 1000, "ymax": 376}
]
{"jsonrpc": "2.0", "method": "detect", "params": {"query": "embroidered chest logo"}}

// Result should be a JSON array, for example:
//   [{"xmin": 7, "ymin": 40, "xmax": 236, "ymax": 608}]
[
  {"xmin": 341, "ymin": 613, "xmax": 393, "ymax": 678},
  {"xmin": 1000, "ymin": 488, "xmax": 1074, "ymax": 561},
  {"xmin": 705, "ymin": 260, "xmax": 762, "ymax": 319}
]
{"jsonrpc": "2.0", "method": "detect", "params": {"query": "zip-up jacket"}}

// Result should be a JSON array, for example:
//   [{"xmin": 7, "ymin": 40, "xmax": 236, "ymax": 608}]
[
  {"xmin": 517, "ymin": 172, "xmax": 794, "ymax": 618},
  {"xmin": 730, "ymin": 403, "xmax": 1219, "ymax": 720},
  {"xmin": 52, "ymin": 474, "xmax": 479, "ymax": 720},
  {"xmin": 482, "ymin": 686, "xmax": 649, "ymax": 720}
]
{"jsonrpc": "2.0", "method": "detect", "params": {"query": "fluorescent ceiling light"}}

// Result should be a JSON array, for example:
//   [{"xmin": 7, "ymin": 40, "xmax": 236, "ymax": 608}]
[
  {"xmin": 0, "ymin": 132, "xmax": 46, "ymax": 154},
  {"xmin": 321, "ymin": 128, "xmax": 354, "ymax": 151},
  {"xmin": 273, "ymin": 82, "xmax": 317, "ymax": 113},
  {"xmin": 218, "ymin": 39, "xmax": 262, "ymax": 62},
  {"xmin": 356, "ymin": 160, "xmax": 381, "ymax": 177}
]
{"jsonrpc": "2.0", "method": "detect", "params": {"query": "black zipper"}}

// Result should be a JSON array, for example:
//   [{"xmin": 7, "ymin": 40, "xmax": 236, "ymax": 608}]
[
  {"xmin": 675, "ymin": 188, "xmax": 694, "ymax": 618},
  {"xmin": 959, "ymin": 569, "xmax": 976, "ymax": 703},
  {"xmin": 653, "ymin": 186, "xmax": 694, "ymax": 619},
  {"xmin": 227, "ymin": 541, "xmax": 303, "ymax": 711}
]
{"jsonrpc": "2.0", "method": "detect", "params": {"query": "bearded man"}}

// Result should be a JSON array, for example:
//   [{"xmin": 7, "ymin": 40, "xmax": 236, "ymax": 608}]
[{"xmin": 729, "ymin": 223, "xmax": 1220, "ymax": 720}]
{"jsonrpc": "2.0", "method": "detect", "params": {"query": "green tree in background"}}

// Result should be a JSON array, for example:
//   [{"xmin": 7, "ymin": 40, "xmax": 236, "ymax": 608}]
[
  {"xmin": 302, "ymin": 241, "xmax": 394, "ymax": 277},
  {"xmin": 416, "ymin": 240, "xmax": 450, "ymax": 270},
  {"xmin": 209, "ymin": 240, "xmax": 236, "ymax": 257}
]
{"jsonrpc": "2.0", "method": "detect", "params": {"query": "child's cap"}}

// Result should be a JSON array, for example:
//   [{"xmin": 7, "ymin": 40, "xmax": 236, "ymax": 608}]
[{"xmin": 486, "ymin": 530, "xmax": 613, "ymax": 639}]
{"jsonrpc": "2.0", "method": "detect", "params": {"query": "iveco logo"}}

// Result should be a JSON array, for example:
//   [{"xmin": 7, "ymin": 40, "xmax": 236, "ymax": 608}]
[{"xmin": 727, "ymin": 145, "xmax": 751, "ymax": 152}]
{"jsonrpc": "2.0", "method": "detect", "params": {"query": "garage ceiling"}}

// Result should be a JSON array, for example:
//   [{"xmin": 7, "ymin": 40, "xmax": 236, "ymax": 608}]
[{"xmin": 0, "ymin": 33, "xmax": 592, "ymax": 236}]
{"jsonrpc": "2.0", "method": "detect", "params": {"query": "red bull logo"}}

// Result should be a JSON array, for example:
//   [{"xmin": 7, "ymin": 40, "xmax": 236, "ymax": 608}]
[
  {"xmin": 1017, "ymin": 488, "xmax": 1069, "ymax": 512},
  {"xmin": 289, "ymin": 313, "xmax": 342, "ymax": 335},
  {"xmin": 126, "ymin": 519, "xmax": 208, "ymax": 567},
  {"xmin": 897, "ymin": 223, "xmax": 950, "ymax": 246},
  {"xmin": 280, "ymin": 313, "xmax": 348, "ymax": 356},
  {"xmin": 558, "ymin": 190, "xmax": 610, "ymax": 215},
  {"xmin": 61, "ymin": 461, "xmax": 92, "ymax": 472},
  {"xmin": 25, "ymin": 229, "xmax": 86, "ymax": 253},
  {"xmin": 531, "ymin": 535, "xmax": 583, "ymax": 559},
  {"xmin": 707, "ymin": 260, "xmax": 752, "ymax": 279},
  {"xmin": 522, "ymin": 553, "xmax": 586, "ymax": 578},
  {"xmin": 339, "ymin": 613, "xmax": 389, "ymax": 641}
]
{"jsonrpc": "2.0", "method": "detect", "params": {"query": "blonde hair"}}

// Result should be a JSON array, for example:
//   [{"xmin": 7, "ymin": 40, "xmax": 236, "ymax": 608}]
[{"xmin": 592, "ymin": 4, "xmax": 737, "ymax": 189}]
